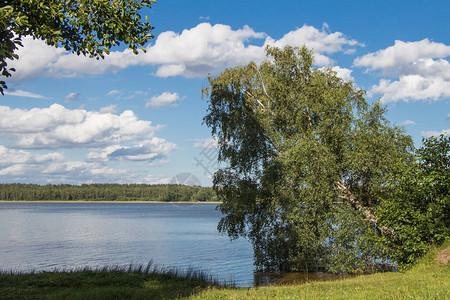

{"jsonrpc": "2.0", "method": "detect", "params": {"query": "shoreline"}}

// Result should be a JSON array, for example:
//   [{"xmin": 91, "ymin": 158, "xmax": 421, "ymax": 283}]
[
  {"xmin": 0, "ymin": 200, "xmax": 222, "ymax": 204},
  {"xmin": 2, "ymin": 244, "xmax": 448, "ymax": 298}
]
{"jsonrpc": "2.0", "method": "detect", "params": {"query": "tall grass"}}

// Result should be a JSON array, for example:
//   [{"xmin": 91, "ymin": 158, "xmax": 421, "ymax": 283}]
[{"xmin": 0, "ymin": 261, "xmax": 230, "ymax": 299}]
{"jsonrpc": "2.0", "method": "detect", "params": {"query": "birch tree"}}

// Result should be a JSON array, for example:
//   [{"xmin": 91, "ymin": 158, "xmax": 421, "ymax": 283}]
[{"xmin": 203, "ymin": 46, "xmax": 413, "ymax": 272}]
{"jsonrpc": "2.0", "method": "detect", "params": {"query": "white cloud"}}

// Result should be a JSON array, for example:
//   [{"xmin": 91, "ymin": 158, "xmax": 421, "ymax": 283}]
[
  {"xmin": 0, "ymin": 104, "xmax": 176, "ymax": 183},
  {"xmin": 7, "ymin": 23, "xmax": 361, "ymax": 81},
  {"xmin": 6, "ymin": 36, "xmax": 138, "ymax": 81},
  {"xmin": 86, "ymin": 145, "xmax": 120, "ymax": 162},
  {"xmin": 146, "ymin": 92, "xmax": 181, "ymax": 108},
  {"xmin": 52, "ymin": 49, "xmax": 138, "ymax": 76},
  {"xmin": 320, "ymin": 66, "xmax": 354, "ymax": 81},
  {"xmin": 401, "ymin": 120, "xmax": 415, "ymax": 125},
  {"xmin": 354, "ymin": 39, "xmax": 450, "ymax": 103},
  {"xmin": 421, "ymin": 129, "xmax": 449, "ymax": 138},
  {"xmin": 4, "ymin": 89, "xmax": 45, "ymax": 98},
  {"xmin": 0, "ymin": 145, "xmax": 129, "ymax": 183},
  {"xmin": 267, "ymin": 24, "xmax": 362, "ymax": 66},
  {"xmin": 87, "ymin": 138, "xmax": 177, "ymax": 162},
  {"xmin": 139, "ymin": 174, "xmax": 172, "ymax": 185},
  {"xmin": 106, "ymin": 89, "xmax": 122, "ymax": 96},
  {"xmin": 447, "ymin": 113, "xmax": 450, "ymax": 121},
  {"xmin": 106, "ymin": 89, "xmax": 147, "ymax": 100},
  {"xmin": 0, "ymin": 146, "xmax": 63, "ymax": 169},
  {"xmin": 0, "ymin": 104, "xmax": 163, "ymax": 149},
  {"xmin": 155, "ymin": 64, "xmax": 186, "ymax": 77},
  {"xmin": 142, "ymin": 23, "xmax": 267, "ymax": 77},
  {"xmin": 368, "ymin": 75, "xmax": 450, "ymax": 102},
  {"xmin": 188, "ymin": 137, "xmax": 219, "ymax": 149},
  {"xmin": 144, "ymin": 23, "xmax": 361, "ymax": 76},
  {"xmin": 99, "ymin": 104, "xmax": 118, "ymax": 114},
  {"xmin": 331, "ymin": 66, "xmax": 354, "ymax": 81},
  {"xmin": 6, "ymin": 36, "xmax": 66, "ymax": 81},
  {"xmin": 354, "ymin": 39, "xmax": 450, "ymax": 72},
  {"xmin": 64, "ymin": 92, "xmax": 81, "ymax": 102}
]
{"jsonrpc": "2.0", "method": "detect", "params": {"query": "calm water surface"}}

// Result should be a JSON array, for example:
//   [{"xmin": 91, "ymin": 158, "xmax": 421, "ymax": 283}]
[{"xmin": 0, "ymin": 202, "xmax": 256, "ymax": 286}]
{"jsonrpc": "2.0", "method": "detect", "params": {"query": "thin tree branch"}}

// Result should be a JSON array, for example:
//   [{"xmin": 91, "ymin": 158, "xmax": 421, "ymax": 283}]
[{"xmin": 336, "ymin": 181, "xmax": 393, "ymax": 235}]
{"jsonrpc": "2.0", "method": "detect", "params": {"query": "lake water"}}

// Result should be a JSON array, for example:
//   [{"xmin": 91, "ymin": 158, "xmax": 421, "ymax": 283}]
[{"xmin": 0, "ymin": 202, "xmax": 257, "ymax": 286}]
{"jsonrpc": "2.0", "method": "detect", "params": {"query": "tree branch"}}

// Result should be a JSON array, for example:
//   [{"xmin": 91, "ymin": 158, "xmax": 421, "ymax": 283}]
[
  {"xmin": 336, "ymin": 181, "xmax": 393, "ymax": 235},
  {"xmin": 252, "ymin": 63, "xmax": 271, "ymax": 101}
]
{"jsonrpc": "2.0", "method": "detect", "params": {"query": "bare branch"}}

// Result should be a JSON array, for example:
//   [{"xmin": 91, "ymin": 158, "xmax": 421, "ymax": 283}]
[
  {"xmin": 245, "ymin": 90, "xmax": 265, "ymax": 110},
  {"xmin": 336, "ymin": 181, "xmax": 393, "ymax": 235}
]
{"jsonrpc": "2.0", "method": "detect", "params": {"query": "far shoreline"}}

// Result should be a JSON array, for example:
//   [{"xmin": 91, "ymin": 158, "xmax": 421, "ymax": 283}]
[{"xmin": 0, "ymin": 200, "xmax": 222, "ymax": 204}]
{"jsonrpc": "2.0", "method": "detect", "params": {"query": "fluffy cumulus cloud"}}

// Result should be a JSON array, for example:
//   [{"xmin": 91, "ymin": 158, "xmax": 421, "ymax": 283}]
[
  {"xmin": 267, "ymin": 25, "xmax": 361, "ymax": 66},
  {"xmin": 354, "ymin": 39, "xmax": 450, "ymax": 72},
  {"xmin": 87, "ymin": 138, "xmax": 177, "ymax": 162},
  {"xmin": 0, "ymin": 145, "xmax": 173, "ymax": 184},
  {"xmin": 141, "ymin": 23, "xmax": 267, "ymax": 77},
  {"xmin": 0, "ymin": 104, "xmax": 163, "ymax": 149},
  {"xmin": 7, "ymin": 23, "xmax": 361, "ymax": 82},
  {"xmin": 421, "ymin": 129, "xmax": 449, "ymax": 138},
  {"xmin": 5, "ymin": 36, "xmax": 66, "ymax": 81},
  {"xmin": 319, "ymin": 66, "xmax": 354, "ymax": 82},
  {"xmin": 0, "ymin": 146, "xmax": 63, "ymax": 170},
  {"xmin": 143, "ymin": 23, "xmax": 361, "ymax": 76},
  {"xmin": 0, "ymin": 145, "xmax": 126, "ymax": 183},
  {"xmin": 368, "ymin": 75, "xmax": 450, "ymax": 102},
  {"xmin": 0, "ymin": 104, "xmax": 177, "ymax": 184},
  {"xmin": 354, "ymin": 39, "xmax": 450, "ymax": 102},
  {"xmin": 146, "ymin": 92, "xmax": 181, "ymax": 108}
]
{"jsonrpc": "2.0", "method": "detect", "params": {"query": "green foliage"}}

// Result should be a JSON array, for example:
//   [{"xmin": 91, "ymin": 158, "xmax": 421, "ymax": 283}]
[
  {"xmin": 203, "ymin": 46, "xmax": 413, "ymax": 273},
  {"xmin": 0, "ymin": 183, "xmax": 218, "ymax": 202},
  {"xmin": 0, "ymin": 0, "xmax": 155, "ymax": 94},
  {"xmin": 377, "ymin": 135, "xmax": 449, "ymax": 268}
]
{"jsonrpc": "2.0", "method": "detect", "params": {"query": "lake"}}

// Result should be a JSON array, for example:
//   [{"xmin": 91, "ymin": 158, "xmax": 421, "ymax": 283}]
[{"xmin": 0, "ymin": 202, "xmax": 256, "ymax": 286}]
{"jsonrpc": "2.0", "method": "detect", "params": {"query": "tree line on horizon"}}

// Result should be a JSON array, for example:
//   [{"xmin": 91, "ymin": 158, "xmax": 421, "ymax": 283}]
[{"xmin": 0, "ymin": 183, "xmax": 218, "ymax": 202}]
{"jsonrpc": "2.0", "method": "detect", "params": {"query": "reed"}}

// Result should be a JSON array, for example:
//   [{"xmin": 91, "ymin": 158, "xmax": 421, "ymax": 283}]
[{"xmin": 0, "ymin": 262, "xmax": 230, "ymax": 299}]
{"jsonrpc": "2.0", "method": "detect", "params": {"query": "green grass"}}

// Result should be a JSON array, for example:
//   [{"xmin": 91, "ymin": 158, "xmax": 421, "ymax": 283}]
[
  {"xmin": 194, "ymin": 242, "xmax": 450, "ymax": 299},
  {"xmin": 0, "ymin": 263, "xmax": 225, "ymax": 300},
  {"xmin": 1, "ymin": 243, "xmax": 449, "ymax": 299}
]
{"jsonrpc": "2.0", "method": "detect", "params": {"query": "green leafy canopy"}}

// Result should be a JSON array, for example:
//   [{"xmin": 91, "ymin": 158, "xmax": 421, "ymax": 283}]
[
  {"xmin": 376, "ymin": 134, "xmax": 449, "ymax": 268},
  {"xmin": 0, "ymin": 0, "xmax": 156, "ymax": 94},
  {"xmin": 203, "ymin": 46, "xmax": 415, "ymax": 273}
]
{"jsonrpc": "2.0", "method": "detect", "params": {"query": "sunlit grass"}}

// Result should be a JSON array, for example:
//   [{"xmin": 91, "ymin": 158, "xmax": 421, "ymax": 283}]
[{"xmin": 193, "ymin": 242, "xmax": 450, "ymax": 299}]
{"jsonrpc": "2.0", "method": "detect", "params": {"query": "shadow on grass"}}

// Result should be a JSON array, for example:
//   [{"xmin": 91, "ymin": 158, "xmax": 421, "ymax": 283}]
[{"xmin": 0, "ymin": 262, "xmax": 231, "ymax": 300}]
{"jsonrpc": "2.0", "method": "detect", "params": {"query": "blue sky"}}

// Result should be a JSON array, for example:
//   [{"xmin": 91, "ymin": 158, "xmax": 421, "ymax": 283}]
[{"xmin": 1, "ymin": 0, "xmax": 449, "ymax": 185}]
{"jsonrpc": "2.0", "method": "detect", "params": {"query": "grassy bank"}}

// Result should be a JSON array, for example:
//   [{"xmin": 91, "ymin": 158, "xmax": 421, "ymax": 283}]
[
  {"xmin": 195, "ymin": 242, "xmax": 450, "ymax": 299},
  {"xmin": 0, "ymin": 264, "xmax": 225, "ymax": 300},
  {"xmin": 1, "ymin": 243, "xmax": 448, "ymax": 299}
]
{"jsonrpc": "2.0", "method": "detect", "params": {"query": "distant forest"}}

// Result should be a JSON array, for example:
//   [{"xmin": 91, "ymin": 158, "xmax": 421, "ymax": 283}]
[{"xmin": 0, "ymin": 184, "xmax": 218, "ymax": 202}]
